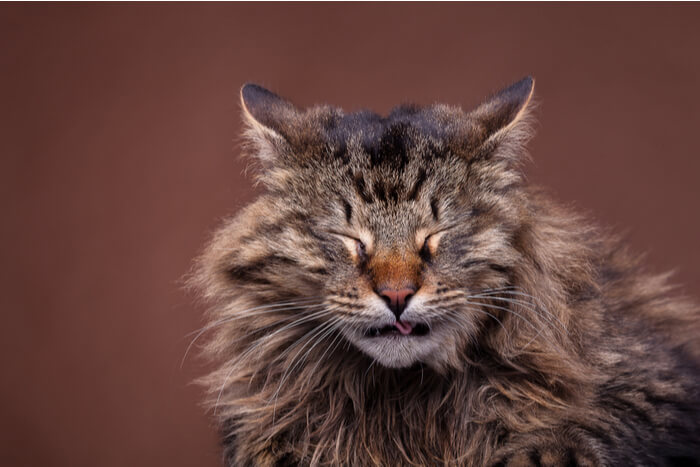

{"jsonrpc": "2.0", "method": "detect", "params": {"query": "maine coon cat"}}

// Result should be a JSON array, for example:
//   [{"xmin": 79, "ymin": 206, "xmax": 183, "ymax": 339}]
[{"xmin": 191, "ymin": 78, "xmax": 700, "ymax": 465}]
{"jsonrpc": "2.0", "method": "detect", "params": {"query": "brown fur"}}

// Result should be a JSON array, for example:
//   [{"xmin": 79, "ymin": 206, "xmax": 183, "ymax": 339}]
[{"xmin": 190, "ymin": 78, "xmax": 700, "ymax": 466}]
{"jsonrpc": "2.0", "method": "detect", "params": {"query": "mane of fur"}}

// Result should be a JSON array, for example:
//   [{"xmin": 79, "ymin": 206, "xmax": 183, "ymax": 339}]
[{"xmin": 190, "ymin": 83, "xmax": 700, "ymax": 466}]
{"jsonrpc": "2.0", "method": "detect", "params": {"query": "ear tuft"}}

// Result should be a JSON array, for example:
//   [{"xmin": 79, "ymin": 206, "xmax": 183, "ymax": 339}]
[
  {"xmin": 239, "ymin": 84, "xmax": 300, "ymax": 171},
  {"xmin": 471, "ymin": 76, "xmax": 535, "ymax": 145},
  {"xmin": 240, "ymin": 84, "xmax": 297, "ymax": 136}
]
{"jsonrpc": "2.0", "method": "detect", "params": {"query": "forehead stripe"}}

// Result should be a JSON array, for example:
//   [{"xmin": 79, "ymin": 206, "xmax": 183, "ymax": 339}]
[
  {"xmin": 430, "ymin": 198, "xmax": 439, "ymax": 220},
  {"xmin": 353, "ymin": 173, "xmax": 373, "ymax": 203},
  {"xmin": 406, "ymin": 168, "xmax": 427, "ymax": 201},
  {"xmin": 342, "ymin": 199, "xmax": 352, "ymax": 223}
]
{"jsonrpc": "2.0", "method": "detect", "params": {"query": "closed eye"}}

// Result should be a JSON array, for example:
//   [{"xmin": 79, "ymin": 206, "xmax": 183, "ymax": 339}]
[
  {"xmin": 355, "ymin": 239, "xmax": 367, "ymax": 261},
  {"xmin": 419, "ymin": 236, "xmax": 432, "ymax": 261},
  {"xmin": 417, "ymin": 230, "xmax": 448, "ymax": 260},
  {"xmin": 326, "ymin": 230, "xmax": 371, "ymax": 262}
]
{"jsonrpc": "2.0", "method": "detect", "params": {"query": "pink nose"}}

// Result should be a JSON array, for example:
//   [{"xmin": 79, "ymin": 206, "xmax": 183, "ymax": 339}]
[{"xmin": 377, "ymin": 287, "xmax": 416, "ymax": 319}]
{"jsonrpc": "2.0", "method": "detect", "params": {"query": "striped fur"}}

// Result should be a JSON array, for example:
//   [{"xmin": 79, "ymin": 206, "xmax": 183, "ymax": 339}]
[{"xmin": 190, "ymin": 78, "xmax": 700, "ymax": 466}]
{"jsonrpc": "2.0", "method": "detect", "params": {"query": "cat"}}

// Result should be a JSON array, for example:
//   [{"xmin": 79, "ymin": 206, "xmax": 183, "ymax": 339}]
[{"xmin": 190, "ymin": 77, "xmax": 700, "ymax": 466}]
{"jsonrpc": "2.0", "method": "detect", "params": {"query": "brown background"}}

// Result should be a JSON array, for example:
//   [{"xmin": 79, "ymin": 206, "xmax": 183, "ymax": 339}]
[{"xmin": 2, "ymin": 3, "xmax": 699, "ymax": 466}]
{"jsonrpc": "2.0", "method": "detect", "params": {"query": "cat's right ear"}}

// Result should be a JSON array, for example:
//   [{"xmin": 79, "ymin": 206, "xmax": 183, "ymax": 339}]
[
  {"xmin": 467, "ymin": 77, "xmax": 536, "ymax": 161},
  {"xmin": 240, "ymin": 83, "xmax": 298, "ymax": 167}
]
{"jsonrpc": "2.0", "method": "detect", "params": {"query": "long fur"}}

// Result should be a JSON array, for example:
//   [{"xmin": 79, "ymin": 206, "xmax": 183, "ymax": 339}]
[{"xmin": 190, "ymin": 79, "xmax": 700, "ymax": 466}]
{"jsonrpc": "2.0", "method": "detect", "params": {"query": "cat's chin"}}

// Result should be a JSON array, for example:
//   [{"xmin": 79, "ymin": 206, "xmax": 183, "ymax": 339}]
[{"xmin": 345, "ymin": 329, "xmax": 445, "ymax": 369}]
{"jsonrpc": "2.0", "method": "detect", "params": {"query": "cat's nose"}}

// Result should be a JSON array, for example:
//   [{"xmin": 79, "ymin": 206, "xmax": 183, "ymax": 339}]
[{"xmin": 377, "ymin": 287, "xmax": 416, "ymax": 319}]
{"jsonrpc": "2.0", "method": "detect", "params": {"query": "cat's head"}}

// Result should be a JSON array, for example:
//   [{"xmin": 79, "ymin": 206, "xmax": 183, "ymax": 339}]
[{"xmin": 206, "ymin": 78, "xmax": 536, "ymax": 371}]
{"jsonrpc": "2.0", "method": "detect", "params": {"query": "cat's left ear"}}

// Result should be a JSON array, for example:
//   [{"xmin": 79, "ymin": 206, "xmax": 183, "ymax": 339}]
[
  {"xmin": 240, "ymin": 83, "xmax": 299, "ymax": 166},
  {"xmin": 469, "ymin": 76, "xmax": 535, "ymax": 155}
]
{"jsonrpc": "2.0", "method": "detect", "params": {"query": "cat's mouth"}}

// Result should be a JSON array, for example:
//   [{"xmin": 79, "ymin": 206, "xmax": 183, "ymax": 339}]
[{"xmin": 364, "ymin": 321, "xmax": 430, "ymax": 338}]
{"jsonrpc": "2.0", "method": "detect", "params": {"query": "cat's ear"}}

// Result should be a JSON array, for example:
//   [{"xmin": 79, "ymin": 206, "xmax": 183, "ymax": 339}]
[
  {"xmin": 240, "ymin": 83, "xmax": 299, "ymax": 166},
  {"xmin": 469, "ymin": 76, "xmax": 535, "ymax": 156}
]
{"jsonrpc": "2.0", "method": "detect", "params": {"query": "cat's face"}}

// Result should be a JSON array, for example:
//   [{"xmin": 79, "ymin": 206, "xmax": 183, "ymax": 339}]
[
  {"xmin": 221, "ymin": 79, "xmax": 534, "ymax": 370},
  {"xmin": 316, "ymin": 162, "xmax": 515, "ymax": 369}
]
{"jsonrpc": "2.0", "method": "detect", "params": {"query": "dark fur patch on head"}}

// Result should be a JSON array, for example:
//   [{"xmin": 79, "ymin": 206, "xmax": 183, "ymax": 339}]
[
  {"xmin": 373, "ymin": 122, "xmax": 410, "ymax": 168},
  {"xmin": 330, "ymin": 139, "xmax": 349, "ymax": 164}
]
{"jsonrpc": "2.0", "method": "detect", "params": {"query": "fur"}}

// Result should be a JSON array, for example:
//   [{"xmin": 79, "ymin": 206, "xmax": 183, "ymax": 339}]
[{"xmin": 190, "ymin": 78, "xmax": 700, "ymax": 466}]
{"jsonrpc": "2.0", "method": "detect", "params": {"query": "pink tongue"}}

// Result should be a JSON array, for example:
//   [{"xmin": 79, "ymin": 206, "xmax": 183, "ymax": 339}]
[{"xmin": 394, "ymin": 320, "xmax": 413, "ymax": 335}]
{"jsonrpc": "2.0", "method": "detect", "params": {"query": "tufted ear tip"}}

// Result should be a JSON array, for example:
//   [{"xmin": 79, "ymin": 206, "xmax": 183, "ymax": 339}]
[
  {"xmin": 511, "ymin": 76, "xmax": 535, "ymax": 97},
  {"xmin": 468, "ymin": 76, "xmax": 536, "ymax": 146},
  {"xmin": 240, "ymin": 82, "xmax": 267, "ymax": 98},
  {"xmin": 500, "ymin": 76, "xmax": 535, "ymax": 117},
  {"xmin": 241, "ymin": 83, "xmax": 281, "ymax": 112},
  {"xmin": 240, "ymin": 83, "xmax": 297, "ymax": 135}
]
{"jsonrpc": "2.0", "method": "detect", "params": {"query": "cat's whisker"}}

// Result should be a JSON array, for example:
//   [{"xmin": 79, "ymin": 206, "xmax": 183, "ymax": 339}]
[
  {"xmin": 268, "ymin": 310, "xmax": 339, "ymax": 366},
  {"xmin": 280, "ymin": 317, "xmax": 343, "ymax": 386},
  {"xmin": 363, "ymin": 358, "xmax": 377, "ymax": 384},
  {"xmin": 246, "ymin": 307, "xmax": 342, "ymax": 388},
  {"xmin": 456, "ymin": 306, "xmax": 509, "ymax": 338},
  {"xmin": 472, "ymin": 290, "xmax": 553, "ymax": 331},
  {"xmin": 468, "ymin": 290, "xmax": 570, "ymax": 336},
  {"xmin": 472, "ymin": 287, "xmax": 546, "ymax": 309},
  {"xmin": 437, "ymin": 306, "xmax": 508, "ymax": 342},
  {"xmin": 302, "ymin": 321, "xmax": 347, "ymax": 390},
  {"xmin": 431, "ymin": 290, "xmax": 551, "ymax": 347},
  {"xmin": 270, "ymin": 317, "xmax": 344, "ymax": 420},
  {"xmin": 276, "ymin": 316, "xmax": 340, "ymax": 371},
  {"xmin": 426, "ymin": 290, "xmax": 558, "ymax": 349},
  {"xmin": 443, "ymin": 287, "xmax": 568, "ymax": 341},
  {"xmin": 477, "ymin": 285, "xmax": 521, "ymax": 294},
  {"xmin": 215, "ymin": 322, "xmax": 329, "ymax": 415},
  {"xmin": 188, "ymin": 297, "xmax": 325, "ymax": 337},
  {"xmin": 462, "ymin": 300, "xmax": 560, "ymax": 350},
  {"xmin": 213, "ymin": 307, "xmax": 337, "ymax": 415},
  {"xmin": 182, "ymin": 301, "xmax": 327, "ymax": 368},
  {"xmin": 521, "ymin": 326, "xmax": 546, "ymax": 351},
  {"xmin": 471, "ymin": 295, "xmax": 568, "ymax": 337},
  {"xmin": 237, "ymin": 307, "xmax": 339, "ymax": 369}
]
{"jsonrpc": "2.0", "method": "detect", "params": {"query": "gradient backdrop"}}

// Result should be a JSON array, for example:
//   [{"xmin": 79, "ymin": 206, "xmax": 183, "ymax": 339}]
[{"xmin": 2, "ymin": 4, "xmax": 700, "ymax": 466}]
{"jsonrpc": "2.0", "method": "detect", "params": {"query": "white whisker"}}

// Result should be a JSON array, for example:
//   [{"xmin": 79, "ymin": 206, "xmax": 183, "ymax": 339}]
[
  {"xmin": 270, "ymin": 317, "xmax": 343, "ymax": 420},
  {"xmin": 213, "ymin": 306, "xmax": 336, "ymax": 415},
  {"xmin": 181, "ymin": 297, "xmax": 325, "ymax": 367}
]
